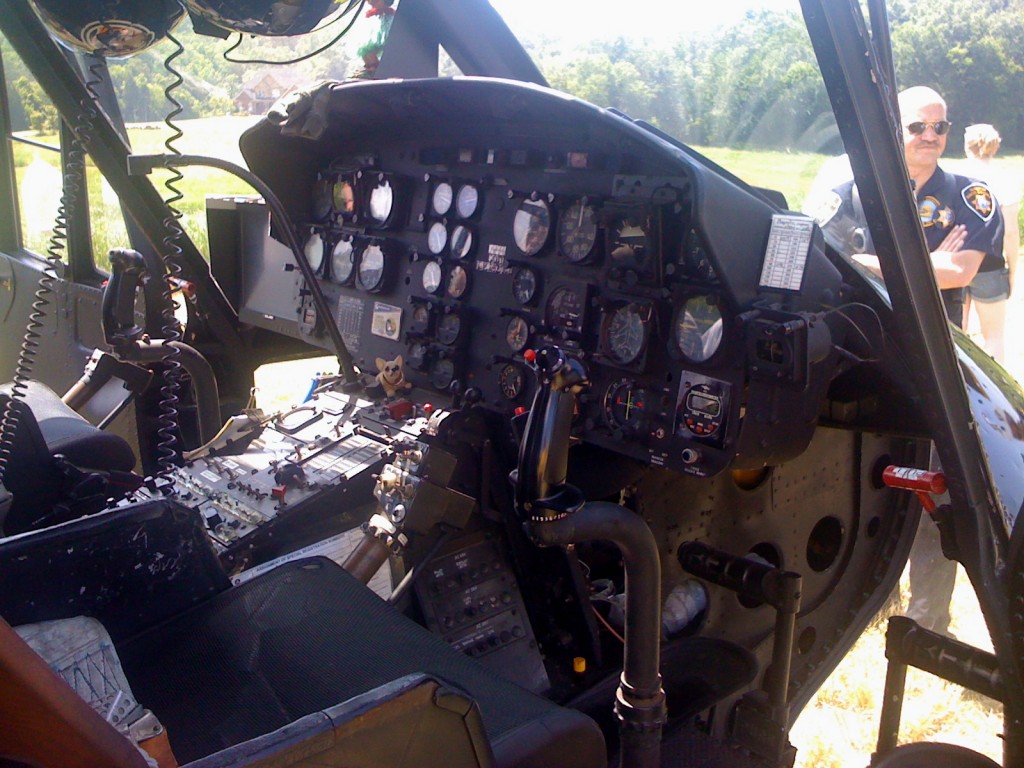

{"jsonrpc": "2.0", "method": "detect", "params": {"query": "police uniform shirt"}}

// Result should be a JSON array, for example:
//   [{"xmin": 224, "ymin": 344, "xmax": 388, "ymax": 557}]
[{"xmin": 815, "ymin": 167, "xmax": 1003, "ymax": 328}]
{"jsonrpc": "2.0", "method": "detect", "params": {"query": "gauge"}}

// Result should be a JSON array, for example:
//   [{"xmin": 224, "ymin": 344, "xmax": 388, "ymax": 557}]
[
  {"xmin": 422, "ymin": 260, "xmax": 443, "ymax": 294},
  {"xmin": 678, "ymin": 380, "xmax": 726, "ymax": 439},
  {"xmin": 455, "ymin": 184, "xmax": 479, "ymax": 218},
  {"xmin": 330, "ymin": 238, "xmax": 355, "ymax": 284},
  {"xmin": 446, "ymin": 264, "xmax": 469, "ymax": 299},
  {"xmin": 368, "ymin": 178, "xmax": 395, "ymax": 225},
  {"xmin": 450, "ymin": 225, "xmax": 474, "ymax": 260},
  {"xmin": 357, "ymin": 243, "xmax": 386, "ymax": 291},
  {"xmin": 427, "ymin": 221, "xmax": 448, "ymax": 255},
  {"xmin": 682, "ymin": 229, "xmax": 715, "ymax": 280},
  {"xmin": 558, "ymin": 199, "xmax": 599, "ymax": 263},
  {"xmin": 513, "ymin": 198, "xmax": 551, "ymax": 256},
  {"xmin": 604, "ymin": 379, "xmax": 650, "ymax": 433},
  {"xmin": 333, "ymin": 179, "xmax": 355, "ymax": 214},
  {"xmin": 601, "ymin": 304, "xmax": 648, "ymax": 366},
  {"xmin": 511, "ymin": 266, "xmax": 538, "ymax": 305},
  {"xmin": 505, "ymin": 315, "xmax": 530, "ymax": 353},
  {"xmin": 311, "ymin": 177, "xmax": 332, "ymax": 221},
  {"xmin": 609, "ymin": 216, "xmax": 648, "ymax": 269},
  {"xmin": 674, "ymin": 296, "xmax": 722, "ymax": 363},
  {"xmin": 432, "ymin": 181, "xmax": 453, "ymax": 216},
  {"xmin": 436, "ymin": 313, "xmax": 462, "ymax": 346},
  {"xmin": 411, "ymin": 303, "xmax": 432, "ymax": 332},
  {"xmin": 545, "ymin": 285, "xmax": 584, "ymax": 333},
  {"xmin": 431, "ymin": 358, "xmax": 455, "ymax": 390},
  {"xmin": 499, "ymin": 363, "xmax": 525, "ymax": 400},
  {"xmin": 303, "ymin": 230, "xmax": 325, "ymax": 274}
]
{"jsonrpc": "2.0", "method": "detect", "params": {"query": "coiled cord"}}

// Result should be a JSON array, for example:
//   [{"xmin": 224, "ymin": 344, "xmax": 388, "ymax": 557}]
[
  {"xmin": 0, "ymin": 58, "xmax": 103, "ymax": 488},
  {"xmin": 152, "ymin": 32, "xmax": 188, "ymax": 484}
]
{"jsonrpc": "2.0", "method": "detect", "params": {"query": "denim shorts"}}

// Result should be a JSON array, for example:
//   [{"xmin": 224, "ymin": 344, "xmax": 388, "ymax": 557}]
[{"xmin": 968, "ymin": 266, "xmax": 1011, "ymax": 303}]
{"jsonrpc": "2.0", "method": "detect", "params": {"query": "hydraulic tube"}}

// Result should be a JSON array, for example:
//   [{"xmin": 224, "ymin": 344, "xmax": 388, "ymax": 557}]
[
  {"xmin": 513, "ymin": 346, "xmax": 666, "ymax": 768},
  {"xmin": 527, "ymin": 501, "xmax": 666, "ymax": 768}
]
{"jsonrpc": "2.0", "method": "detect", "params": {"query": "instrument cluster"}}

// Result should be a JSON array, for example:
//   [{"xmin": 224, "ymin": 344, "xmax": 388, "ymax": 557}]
[{"xmin": 238, "ymin": 78, "xmax": 837, "ymax": 478}]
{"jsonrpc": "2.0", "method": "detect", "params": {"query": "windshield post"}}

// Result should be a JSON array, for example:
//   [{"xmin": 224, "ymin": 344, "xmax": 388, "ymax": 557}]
[{"xmin": 800, "ymin": 0, "xmax": 1023, "ymax": 759}]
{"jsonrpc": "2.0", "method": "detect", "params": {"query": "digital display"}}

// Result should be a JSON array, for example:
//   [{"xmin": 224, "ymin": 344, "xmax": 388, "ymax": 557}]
[{"xmin": 687, "ymin": 391, "xmax": 721, "ymax": 417}]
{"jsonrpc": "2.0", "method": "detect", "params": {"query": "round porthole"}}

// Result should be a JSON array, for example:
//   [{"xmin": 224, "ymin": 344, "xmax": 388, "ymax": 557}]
[{"xmin": 806, "ymin": 516, "xmax": 844, "ymax": 573}]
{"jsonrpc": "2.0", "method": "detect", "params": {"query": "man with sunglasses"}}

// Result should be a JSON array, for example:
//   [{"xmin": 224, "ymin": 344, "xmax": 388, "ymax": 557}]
[
  {"xmin": 814, "ymin": 86, "xmax": 1004, "ymax": 638},
  {"xmin": 815, "ymin": 86, "xmax": 1004, "ymax": 330}
]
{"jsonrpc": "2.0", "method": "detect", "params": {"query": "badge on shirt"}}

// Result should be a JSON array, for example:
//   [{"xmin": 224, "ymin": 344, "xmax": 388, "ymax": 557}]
[
  {"xmin": 962, "ymin": 183, "xmax": 995, "ymax": 222},
  {"xmin": 918, "ymin": 196, "xmax": 953, "ymax": 229}
]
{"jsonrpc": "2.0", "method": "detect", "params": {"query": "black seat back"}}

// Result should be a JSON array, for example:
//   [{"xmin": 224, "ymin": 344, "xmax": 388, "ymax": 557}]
[
  {"xmin": 0, "ymin": 498, "xmax": 230, "ymax": 641},
  {"xmin": 0, "ymin": 381, "xmax": 136, "ymax": 534}
]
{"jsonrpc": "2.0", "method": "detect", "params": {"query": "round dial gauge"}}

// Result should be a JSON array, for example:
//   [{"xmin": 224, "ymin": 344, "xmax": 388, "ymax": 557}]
[
  {"xmin": 455, "ymin": 184, "xmax": 480, "ymax": 218},
  {"xmin": 601, "ymin": 304, "xmax": 647, "ymax": 365},
  {"xmin": 505, "ymin": 315, "xmax": 530, "ymax": 353},
  {"xmin": 369, "ymin": 179, "xmax": 395, "ymax": 225},
  {"xmin": 422, "ymin": 260, "xmax": 443, "ymax": 294},
  {"xmin": 545, "ymin": 285, "xmax": 583, "ymax": 333},
  {"xmin": 427, "ymin": 221, "xmax": 448, "ymax": 255},
  {"xmin": 436, "ymin": 313, "xmax": 462, "ymax": 346},
  {"xmin": 411, "ymin": 303, "xmax": 432, "ymax": 331},
  {"xmin": 432, "ymin": 182, "xmax": 453, "ymax": 216},
  {"xmin": 450, "ymin": 225, "xmax": 474, "ymax": 260},
  {"xmin": 330, "ymin": 238, "xmax": 354, "ymax": 284},
  {"xmin": 357, "ymin": 243, "xmax": 386, "ymax": 291},
  {"xmin": 303, "ymin": 230, "xmax": 325, "ymax": 273},
  {"xmin": 513, "ymin": 198, "xmax": 551, "ymax": 256},
  {"xmin": 674, "ymin": 296, "xmax": 723, "ymax": 363},
  {"xmin": 511, "ymin": 266, "xmax": 538, "ymax": 305},
  {"xmin": 682, "ymin": 229, "xmax": 715, "ymax": 280},
  {"xmin": 604, "ymin": 379, "xmax": 650, "ymax": 433},
  {"xmin": 333, "ymin": 179, "xmax": 355, "ymax": 214},
  {"xmin": 446, "ymin": 264, "xmax": 469, "ymax": 299},
  {"xmin": 499, "ymin": 363, "xmax": 525, "ymax": 400},
  {"xmin": 431, "ymin": 358, "xmax": 455, "ymax": 390},
  {"xmin": 558, "ymin": 200, "xmax": 599, "ymax": 262},
  {"xmin": 311, "ymin": 178, "xmax": 332, "ymax": 221},
  {"xmin": 609, "ymin": 217, "xmax": 648, "ymax": 269}
]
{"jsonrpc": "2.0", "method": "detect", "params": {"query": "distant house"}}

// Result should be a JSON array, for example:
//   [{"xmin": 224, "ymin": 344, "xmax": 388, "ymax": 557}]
[{"xmin": 234, "ymin": 70, "xmax": 304, "ymax": 115}]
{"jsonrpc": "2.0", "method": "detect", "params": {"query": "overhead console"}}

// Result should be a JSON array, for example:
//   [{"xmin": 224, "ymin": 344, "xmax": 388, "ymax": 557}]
[{"xmin": 235, "ymin": 78, "xmax": 844, "ymax": 479}]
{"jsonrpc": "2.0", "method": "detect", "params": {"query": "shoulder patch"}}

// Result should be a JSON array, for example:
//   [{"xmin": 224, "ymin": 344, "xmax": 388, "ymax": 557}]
[
  {"xmin": 961, "ymin": 183, "xmax": 996, "ymax": 223},
  {"xmin": 811, "ymin": 191, "xmax": 842, "ymax": 226}
]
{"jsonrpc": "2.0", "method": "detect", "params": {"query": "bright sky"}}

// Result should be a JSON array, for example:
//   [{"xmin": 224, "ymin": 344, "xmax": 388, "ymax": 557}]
[{"xmin": 486, "ymin": 0, "xmax": 795, "ymax": 46}]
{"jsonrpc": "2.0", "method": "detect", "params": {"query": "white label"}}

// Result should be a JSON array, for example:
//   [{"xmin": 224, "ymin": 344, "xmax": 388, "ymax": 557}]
[
  {"xmin": 370, "ymin": 302, "xmax": 402, "ymax": 341},
  {"xmin": 759, "ymin": 214, "xmax": 814, "ymax": 292}
]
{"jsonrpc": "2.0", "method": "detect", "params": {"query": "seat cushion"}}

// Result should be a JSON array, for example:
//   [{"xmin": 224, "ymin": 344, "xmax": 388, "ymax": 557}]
[
  {"xmin": 0, "ymin": 380, "xmax": 135, "ymax": 471},
  {"xmin": 117, "ymin": 557, "xmax": 605, "ymax": 768}
]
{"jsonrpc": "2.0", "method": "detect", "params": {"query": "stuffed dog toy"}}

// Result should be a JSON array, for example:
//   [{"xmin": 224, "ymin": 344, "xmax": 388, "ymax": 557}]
[{"xmin": 376, "ymin": 355, "xmax": 412, "ymax": 398}]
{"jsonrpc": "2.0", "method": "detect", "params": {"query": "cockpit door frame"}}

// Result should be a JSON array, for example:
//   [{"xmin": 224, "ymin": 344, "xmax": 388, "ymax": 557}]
[{"xmin": 800, "ymin": 0, "xmax": 1023, "ymax": 759}]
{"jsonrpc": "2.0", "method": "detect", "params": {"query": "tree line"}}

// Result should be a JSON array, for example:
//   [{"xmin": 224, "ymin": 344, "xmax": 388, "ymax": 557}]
[{"xmin": 3, "ymin": 1, "xmax": 1023, "ymax": 151}]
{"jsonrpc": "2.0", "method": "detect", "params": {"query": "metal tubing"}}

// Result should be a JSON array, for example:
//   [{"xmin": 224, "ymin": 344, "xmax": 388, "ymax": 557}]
[
  {"xmin": 126, "ymin": 340, "xmax": 221, "ymax": 446},
  {"xmin": 527, "ymin": 500, "xmax": 666, "ymax": 768},
  {"xmin": 343, "ymin": 533, "xmax": 391, "ymax": 584},
  {"xmin": 875, "ymin": 656, "xmax": 908, "ymax": 758}
]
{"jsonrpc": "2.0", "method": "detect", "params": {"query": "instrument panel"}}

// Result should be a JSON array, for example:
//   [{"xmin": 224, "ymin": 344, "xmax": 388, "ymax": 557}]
[{"xmin": 237, "ymin": 78, "xmax": 841, "ymax": 478}]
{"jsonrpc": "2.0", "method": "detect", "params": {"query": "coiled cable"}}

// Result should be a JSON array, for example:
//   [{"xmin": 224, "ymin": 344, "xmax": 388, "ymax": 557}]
[
  {"xmin": 151, "ymin": 32, "xmax": 188, "ymax": 485},
  {"xmin": 0, "ymin": 57, "xmax": 103, "ymax": 489}
]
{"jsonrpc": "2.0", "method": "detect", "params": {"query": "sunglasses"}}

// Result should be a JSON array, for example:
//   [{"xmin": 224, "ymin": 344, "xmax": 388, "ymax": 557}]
[{"xmin": 906, "ymin": 120, "xmax": 952, "ymax": 136}]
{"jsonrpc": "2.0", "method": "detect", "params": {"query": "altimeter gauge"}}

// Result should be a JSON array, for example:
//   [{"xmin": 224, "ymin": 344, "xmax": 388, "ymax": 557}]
[{"xmin": 558, "ymin": 199, "xmax": 599, "ymax": 263}]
